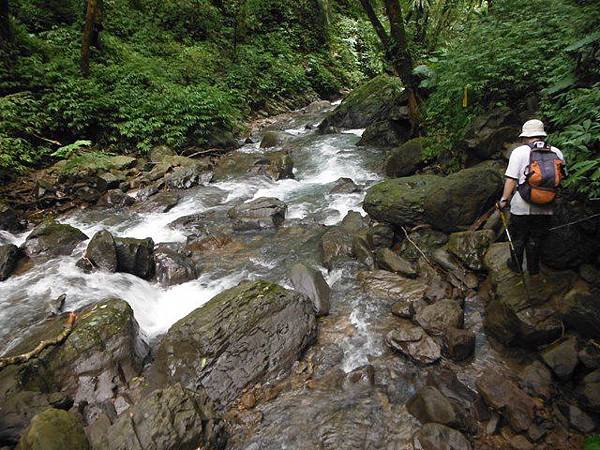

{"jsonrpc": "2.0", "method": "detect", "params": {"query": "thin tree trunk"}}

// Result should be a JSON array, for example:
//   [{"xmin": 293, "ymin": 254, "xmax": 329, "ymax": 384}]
[
  {"xmin": 91, "ymin": 0, "xmax": 103, "ymax": 49},
  {"xmin": 358, "ymin": 0, "xmax": 389, "ymax": 47},
  {"xmin": 0, "ymin": 0, "xmax": 10, "ymax": 44},
  {"xmin": 81, "ymin": 0, "xmax": 97, "ymax": 76}
]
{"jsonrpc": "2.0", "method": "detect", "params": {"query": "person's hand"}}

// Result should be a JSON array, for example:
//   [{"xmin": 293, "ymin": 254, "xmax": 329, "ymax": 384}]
[{"xmin": 498, "ymin": 198, "xmax": 509, "ymax": 210}]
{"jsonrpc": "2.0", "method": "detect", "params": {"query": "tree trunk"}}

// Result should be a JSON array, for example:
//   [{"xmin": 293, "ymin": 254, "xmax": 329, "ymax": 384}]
[
  {"xmin": 81, "ymin": 0, "xmax": 97, "ymax": 76},
  {"xmin": 0, "ymin": 0, "xmax": 9, "ymax": 44},
  {"xmin": 91, "ymin": 0, "xmax": 103, "ymax": 49}
]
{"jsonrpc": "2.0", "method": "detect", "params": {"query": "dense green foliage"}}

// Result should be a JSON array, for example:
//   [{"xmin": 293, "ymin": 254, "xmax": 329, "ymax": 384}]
[
  {"xmin": 0, "ymin": 0, "xmax": 382, "ymax": 176},
  {"xmin": 423, "ymin": 0, "xmax": 600, "ymax": 198}
]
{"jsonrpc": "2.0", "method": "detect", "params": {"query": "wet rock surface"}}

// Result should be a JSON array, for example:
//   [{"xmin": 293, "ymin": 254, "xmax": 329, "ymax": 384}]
[
  {"xmin": 148, "ymin": 280, "xmax": 318, "ymax": 408},
  {"xmin": 413, "ymin": 423, "xmax": 472, "ymax": 450},
  {"xmin": 22, "ymin": 221, "xmax": 88, "ymax": 258},
  {"xmin": 0, "ymin": 244, "xmax": 21, "ymax": 281},
  {"xmin": 154, "ymin": 244, "xmax": 197, "ymax": 287},
  {"xmin": 386, "ymin": 320, "xmax": 441, "ymax": 365},
  {"xmin": 114, "ymin": 237, "xmax": 155, "ymax": 279},
  {"xmin": 228, "ymin": 197, "xmax": 287, "ymax": 231},
  {"xmin": 84, "ymin": 230, "xmax": 118, "ymax": 272},
  {"xmin": 289, "ymin": 263, "xmax": 331, "ymax": 316},
  {"xmin": 16, "ymin": 408, "xmax": 89, "ymax": 450}
]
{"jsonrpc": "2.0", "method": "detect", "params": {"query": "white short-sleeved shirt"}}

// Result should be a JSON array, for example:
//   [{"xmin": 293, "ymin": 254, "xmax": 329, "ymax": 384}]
[{"xmin": 505, "ymin": 142, "xmax": 565, "ymax": 215}]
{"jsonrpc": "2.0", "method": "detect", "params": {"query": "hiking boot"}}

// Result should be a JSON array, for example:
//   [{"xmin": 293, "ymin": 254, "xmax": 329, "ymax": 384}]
[{"xmin": 506, "ymin": 257, "xmax": 522, "ymax": 274}]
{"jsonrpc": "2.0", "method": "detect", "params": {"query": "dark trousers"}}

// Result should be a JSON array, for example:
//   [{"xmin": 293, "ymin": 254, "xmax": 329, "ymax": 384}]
[{"xmin": 508, "ymin": 214, "xmax": 551, "ymax": 274}]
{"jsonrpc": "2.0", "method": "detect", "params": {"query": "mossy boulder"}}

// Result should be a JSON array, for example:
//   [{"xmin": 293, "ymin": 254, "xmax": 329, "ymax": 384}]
[
  {"xmin": 447, "ymin": 229, "xmax": 495, "ymax": 271},
  {"xmin": 84, "ymin": 230, "xmax": 118, "ymax": 272},
  {"xmin": 16, "ymin": 408, "xmax": 88, "ymax": 450},
  {"xmin": 148, "ymin": 280, "xmax": 317, "ymax": 408},
  {"xmin": 22, "ymin": 221, "xmax": 88, "ymax": 258},
  {"xmin": 114, "ymin": 237, "xmax": 155, "ymax": 279},
  {"xmin": 318, "ymin": 75, "xmax": 405, "ymax": 132},
  {"xmin": 227, "ymin": 197, "xmax": 287, "ymax": 231},
  {"xmin": 363, "ymin": 165, "xmax": 502, "ymax": 232},
  {"xmin": 385, "ymin": 137, "xmax": 430, "ymax": 177},
  {"xmin": 259, "ymin": 130, "xmax": 293, "ymax": 148},
  {"xmin": 213, "ymin": 151, "xmax": 294, "ymax": 182}
]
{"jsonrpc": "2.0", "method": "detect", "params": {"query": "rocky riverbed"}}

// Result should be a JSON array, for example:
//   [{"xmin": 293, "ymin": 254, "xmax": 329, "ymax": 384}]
[{"xmin": 1, "ymin": 77, "xmax": 599, "ymax": 449}]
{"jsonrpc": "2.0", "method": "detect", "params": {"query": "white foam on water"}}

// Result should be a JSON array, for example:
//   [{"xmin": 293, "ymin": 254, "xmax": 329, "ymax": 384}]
[
  {"xmin": 341, "ymin": 308, "xmax": 383, "ymax": 373},
  {"xmin": 0, "ymin": 229, "xmax": 28, "ymax": 246},
  {"xmin": 322, "ymin": 193, "xmax": 367, "ymax": 226},
  {"xmin": 341, "ymin": 128, "xmax": 365, "ymax": 137},
  {"xmin": 331, "ymin": 99, "xmax": 342, "ymax": 106},
  {"xmin": 284, "ymin": 126, "xmax": 307, "ymax": 136}
]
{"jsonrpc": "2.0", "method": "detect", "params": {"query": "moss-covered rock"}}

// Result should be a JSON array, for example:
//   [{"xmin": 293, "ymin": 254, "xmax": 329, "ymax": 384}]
[
  {"xmin": 84, "ymin": 230, "xmax": 117, "ymax": 272},
  {"xmin": 363, "ymin": 165, "xmax": 502, "ymax": 232},
  {"xmin": 213, "ymin": 151, "xmax": 294, "ymax": 182},
  {"xmin": 227, "ymin": 197, "xmax": 287, "ymax": 231},
  {"xmin": 16, "ymin": 408, "xmax": 88, "ymax": 450},
  {"xmin": 318, "ymin": 75, "xmax": 405, "ymax": 132},
  {"xmin": 447, "ymin": 229, "xmax": 495, "ymax": 271},
  {"xmin": 259, "ymin": 130, "xmax": 293, "ymax": 148},
  {"xmin": 385, "ymin": 137, "xmax": 430, "ymax": 177},
  {"xmin": 22, "ymin": 221, "xmax": 88, "ymax": 258},
  {"xmin": 148, "ymin": 280, "xmax": 317, "ymax": 408}
]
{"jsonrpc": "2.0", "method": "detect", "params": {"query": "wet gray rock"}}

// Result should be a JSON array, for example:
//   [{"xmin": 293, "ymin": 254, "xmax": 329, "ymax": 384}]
[
  {"xmin": 357, "ymin": 270, "xmax": 427, "ymax": 303},
  {"xmin": 213, "ymin": 151, "xmax": 294, "ymax": 182},
  {"xmin": 461, "ymin": 107, "xmax": 519, "ymax": 160},
  {"xmin": 375, "ymin": 248, "xmax": 417, "ymax": 278},
  {"xmin": 519, "ymin": 361, "xmax": 554, "ymax": 400},
  {"xmin": 143, "ymin": 191, "xmax": 181, "ymax": 213},
  {"xmin": 249, "ymin": 153, "xmax": 294, "ymax": 181},
  {"xmin": 579, "ymin": 342, "xmax": 600, "ymax": 369},
  {"xmin": 320, "ymin": 227, "xmax": 353, "ymax": 269},
  {"xmin": 366, "ymin": 223, "xmax": 395, "ymax": 249},
  {"xmin": 351, "ymin": 231, "xmax": 373, "ymax": 267},
  {"xmin": 407, "ymin": 386, "xmax": 458, "ymax": 427},
  {"xmin": 154, "ymin": 245, "xmax": 197, "ymax": 287},
  {"xmin": 114, "ymin": 237, "xmax": 155, "ymax": 279},
  {"xmin": 259, "ymin": 130, "xmax": 293, "ymax": 148},
  {"xmin": 90, "ymin": 384, "xmax": 225, "ymax": 450},
  {"xmin": 447, "ymin": 229, "xmax": 495, "ymax": 271},
  {"xmin": 568, "ymin": 404, "xmax": 596, "ymax": 433},
  {"xmin": 15, "ymin": 408, "xmax": 89, "ymax": 450},
  {"xmin": 46, "ymin": 294, "xmax": 66, "ymax": 317},
  {"xmin": 96, "ymin": 189, "xmax": 135, "ymax": 208},
  {"xmin": 148, "ymin": 280, "xmax": 317, "ymax": 408},
  {"xmin": 385, "ymin": 137, "xmax": 429, "ymax": 177},
  {"xmin": 0, "ymin": 244, "xmax": 21, "ymax": 281},
  {"xmin": 329, "ymin": 177, "xmax": 360, "ymax": 194},
  {"xmin": 358, "ymin": 115, "xmax": 411, "ymax": 148},
  {"xmin": 540, "ymin": 336, "xmax": 578, "ymax": 380},
  {"xmin": 363, "ymin": 165, "xmax": 502, "ymax": 232},
  {"xmin": 22, "ymin": 221, "xmax": 88, "ymax": 258},
  {"xmin": 415, "ymin": 299, "xmax": 464, "ymax": 336},
  {"xmin": 398, "ymin": 228, "xmax": 448, "ymax": 262},
  {"xmin": 443, "ymin": 327, "xmax": 475, "ymax": 361},
  {"xmin": 385, "ymin": 320, "xmax": 441, "ymax": 365},
  {"xmin": 413, "ymin": 423, "xmax": 472, "ymax": 450},
  {"xmin": 228, "ymin": 197, "xmax": 287, "ymax": 231},
  {"xmin": 577, "ymin": 369, "xmax": 600, "ymax": 413},
  {"xmin": 0, "ymin": 203, "xmax": 22, "ymax": 232},
  {"xmin": 84, "ymin": 230, "xmax": 118, "ymax": 272},
  {"xmin": 476, "ymin": 369, "xmax": 536, "ymax": 432},
  {"xmin": 165, "ymin": 164, "xmax": 214, "ymax": 189},
  {"xmin": 557, "ymin": 281, "xmax": 600, "ymax": 339},
  {"xmin": 289, "ymin": 263, "xmax": 331, "ymax": 316}
]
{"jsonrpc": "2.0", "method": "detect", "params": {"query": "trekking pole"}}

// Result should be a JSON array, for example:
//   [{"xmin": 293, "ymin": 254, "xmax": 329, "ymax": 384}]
[{"xmin": 496, "ymin": 203, "xmax": 530, "ymax": 301}]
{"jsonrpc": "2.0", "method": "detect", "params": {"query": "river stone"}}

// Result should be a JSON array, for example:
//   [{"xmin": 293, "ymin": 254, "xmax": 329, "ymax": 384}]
[
  {"xmin": 15, "ymin": 408, "xmax": 88, "ymax": 450},
  {"xmin": 398, "ymin": 228, "xmax": 448, "ymax": 262},
  {"xmin": 447, "ymin": 229, "xmax": 495, "ymax": 271},
  {"xmin": 148, "ymin": 280, "xmax": 317, "ymax": 408},
  {"xmin": 579, "ymin": 342, "xmax": 600, "ymax": 369},
  {"xmin": 363, "ymin": 165, "xmax": 502, "ymax": 232},
  {"xmin": 0, "ymin": 203, "xmax": 21, "ymax": 232},
  {"xmin": 357, "ymin": 114, "xmax": 412, "ymax": 148},
  {"xmin": 0, "ymin": 244, "xmax": 21, "ymax": 281},
  {"xmin": 213, "ymin": 151, "xmax": 294, "ymax": 182},
  {"xmin": 259, "ymin": 130, "xmax": 292, "ymax": 148},
  {"xmin": 154, "ymin": 246, "xmax": 197, "ymax": 287},
  {"xmin": 329, "ymin": 177, "xmax": 360, "ymax": 194},
  {"xmin": 519, "ymin": 361, "xmax": 554, "ymax": 400},
  {"xmin": 541, "ymin": 336, "xmax": 579, "ymax": 380},
  {"xmin": 352, "ymin": 230, "xmax": 374, "ymax": 267},
  {"xmin": 318, "ymin": 75, "xmax": 404, "ymax": 131},
  {"xmin": 407, "ymin": 386, "xmax": 458, "ymax": 427},
  {"xmin": 320, "ymin": 227, "xmax": 353, "ymax": 269},
  {"xmin": 249, "ymin": 153, "xmax": 294, "ymax": 181},
  {"xmin": 149, "ymin": 145, "xmax": 176, "ymax": 161},
  {"xmin": 165, "ymin": 163, "xmax": 214, "ymax": 189},
  {"xmin": 367, "ymin": 223, "xmax": 395, "ymax": 249},
  {"xmin": 476, "ymin": 369, "xmax": 536, "ymax": 432},
  {"xmin": 84, "ymin": 230, "xmax": 118, "ymax": 272},
  {"xmin": 385, "ymin": 137, "xmax": 429, "ymax": 177},
  {"xmin": 375, "ymin": 248, "xmax": 417, "ymax": 278},
  {"xmin": 113, "ymin": 237, "xmax": 155, "ymax": 279},
  {"xmin": 289, "ymin": 263, "xmax": 331, "ymax": 316},
  {"xmin": 385, "ymin": 321, "xmax": 441, "ymax": 365},
  {"xmin": 483, "ymin": 243, "xmax": 575, "ymax": 347},
  {"xmin": 415, "ymin": 299, "xmax": 464, "ymax": 336},
  {"xmin": 90, "ymin": 384, "xmax": 225, "ymax": 450},
  {"xmin": 443, "ymin": 327, "xmax": 475, "ymax": 361},
  {"xmin": 22, "ymin": 221, "xmax": 88, "ymax": 258},
  {"xmin": 413, "ymin": 423, "xmax": 472, "ymax": 450},
  {"xmin": 462, "ymin": 107, "xmax": 519, "ymax": 160},
  {"xmin": 357, "ymin": 270, "xmax": 427, "ymax": 303},
  {"xmin": 576, "ymin": 369, "xmax": 600, "ymax": 413},
  {"xmin": 96, "ymin": 189, "xmax": 135, "ymax": 208},
  {"xmin": 556, "ymin": 280, "xmax": 600, "ymax": 339},
  {"xmin": 228, "ymin": 197, "xmax": 287, "ymax": 231}
]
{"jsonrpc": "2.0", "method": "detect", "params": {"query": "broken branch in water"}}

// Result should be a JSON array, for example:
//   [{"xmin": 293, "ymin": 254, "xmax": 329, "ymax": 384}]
[{"xmin": 0, "ymin": 312, "xmax": 77, "ymax": 370}]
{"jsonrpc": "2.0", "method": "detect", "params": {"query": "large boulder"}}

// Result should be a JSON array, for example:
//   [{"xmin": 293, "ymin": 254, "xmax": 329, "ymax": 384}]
[
  {"xmin": 165, "ymin": 163, "xmax": 214, "ymax": 189},
  {"xmin": 90, "ymin": 384, "xmax": 225, "ymax": 450},
  {"xmin": 415, "ymin": 299, "xmax": 464, "ymax": 336},
  {"xmin": 483, "ymin": 243, "xmax": 576, "ymax": 347},
  {"xmin": 259, "ymin": 131, "xmax": 293, "ymax": 148},
  {"xmin": 540, "ymin": 336, "xmax": 579, "ymax": 380},
  {"xmin": 154, "ymin": 244, "xmax": 197, "ymax": 287},
  {"xmin": 555, "ymin": 281, "xmax": 600, "ymax": 339},
  {"xmin": 385, "ymin": 137, "xmax": 430, "ymax": 177},
  {"xmin": 114, "ymin": 237, "xmax": 155, "ymax": 279},
  {"xmin": 148, "ymin": 280, "xmax": 318, "ymax": 408},
  {"xmin": 385, "ymin": 320, "xmax": 441, "ymax": 365},
  {"xmin": 447, "ymin": 229, "xmax": 495, "ymax": 271},
  {"xmin": 319, "ymin": 227, "xmax": 354, "ymax": 269},
  {"xmin": 329, "ymin": 177, "xmax": 360, "ymax": 194},
  {"xmin": 541, "ymin": 199, "xmax": 600, "ymax": 269},
  {"xmin": 15, "ymin": 408, "xmax": 88, "ymax": 450},
  {"xmin": 0, "ymin": 203, "xmax": 22, "ymax": 232},
  {"xmin": 407, "ymin": 386, "xmax": 458, "ymax": 427},
  {"xmin": 363, "ymin": 165, "xmax": 502, "ymax": 232},
  {"xmin": 227, "ymin": 197, "xmax": 287, "ymax": 231},
  {"xmin": 22, "ymin": 221, "xmax": 88, "ymax": 258},
  {"xmin": 0, "ymin": 244, "xmax": 21, "ymax": 281},
  {"xmin": 413, "ymin": 423, "xmax": 472, "ymax": 450},
  {"xmin": 289, "ymin": 263, "xmax": 331, "ymax": 316},
  {"xmin": 375, "ymin": 248, "xmax": 417, "ymax": 278},
  {"xmin": 461, "ymin": 107, "xmax": 519, "ymax": 160},
  {"xmin": 2, "ymin": 299, "xmax": 148, "ymax": 419},
  {"xmin": 213, "ymin": 151, "xmax": 294, "ymax": 182},
  {"xmin": 357, "ymin": 111, "xmax": 412, "ymax": 148},
  {"xmin": 318, "ymin": 75, "xmax": 405, "ymax": 132},
  {"xmin": 84, "ymin": 230, "xmax": 118, "ymax": 272}
]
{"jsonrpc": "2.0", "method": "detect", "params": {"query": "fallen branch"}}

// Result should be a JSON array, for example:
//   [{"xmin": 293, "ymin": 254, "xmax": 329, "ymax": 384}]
[{"xmin": 0, "ymin": 312, "xmax": 77, "ymax": 370}]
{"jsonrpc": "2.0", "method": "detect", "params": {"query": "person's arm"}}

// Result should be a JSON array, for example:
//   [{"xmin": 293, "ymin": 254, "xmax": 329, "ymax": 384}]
[{"xmin": 499, "ymin": 177, "xmax": 517, "ymax": 209}]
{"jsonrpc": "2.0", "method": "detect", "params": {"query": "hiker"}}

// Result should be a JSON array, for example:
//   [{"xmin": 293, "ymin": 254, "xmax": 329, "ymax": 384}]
[{"xmin": 498, "ymin": 119, "xmax": 566, "ymax": 275}]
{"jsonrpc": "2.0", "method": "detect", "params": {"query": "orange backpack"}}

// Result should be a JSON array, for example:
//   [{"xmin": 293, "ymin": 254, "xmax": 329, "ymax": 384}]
[{"xmin": 518, "ymin": 142, "xmax": 565, "ymax": 205}]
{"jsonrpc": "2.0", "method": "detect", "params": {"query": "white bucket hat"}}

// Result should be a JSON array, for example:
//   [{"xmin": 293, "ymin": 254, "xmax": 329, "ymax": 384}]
[{"xmin": 519, "ymin": 119, "xmax": 547, "ymax": 138}]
